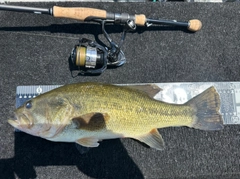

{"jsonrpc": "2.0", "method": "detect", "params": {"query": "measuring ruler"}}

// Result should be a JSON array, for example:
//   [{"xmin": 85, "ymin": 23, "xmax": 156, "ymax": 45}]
[{"xmin": 16, "ymin": 82, "xmax": 240, "ymax": 125}]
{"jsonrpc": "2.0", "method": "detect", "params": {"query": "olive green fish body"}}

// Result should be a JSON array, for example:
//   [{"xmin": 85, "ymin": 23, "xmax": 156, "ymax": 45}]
[
  {"xmin": 48, "ymin": 84, "xmax": 193, "ymax": 137},
  {"xmin": 8, "ymin": 82, "xmax": 224, "ymax": 150}
]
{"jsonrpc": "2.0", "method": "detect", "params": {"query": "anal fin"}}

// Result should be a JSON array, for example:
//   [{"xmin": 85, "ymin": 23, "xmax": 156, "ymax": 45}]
[{"xmin": 133, "ymin": 129, "xmax": 165, "ymax": 150}]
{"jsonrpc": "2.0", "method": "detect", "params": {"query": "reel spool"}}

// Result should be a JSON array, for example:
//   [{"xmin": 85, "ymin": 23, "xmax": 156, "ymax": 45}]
[{"xmin": 71, "ymin": 38, "xmax": 108, "ymax": 74}]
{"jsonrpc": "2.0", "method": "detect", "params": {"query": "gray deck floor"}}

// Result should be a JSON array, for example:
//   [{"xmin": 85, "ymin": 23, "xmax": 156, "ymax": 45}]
[{"xmin": 0, "ymin": 2, "xmax": 240, "ymax": 179}]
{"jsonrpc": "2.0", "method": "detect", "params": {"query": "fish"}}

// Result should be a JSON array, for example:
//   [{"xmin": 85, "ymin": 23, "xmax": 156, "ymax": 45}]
[{"xmin": 8, "ymin": 82, "xmax": 223, "ymax": 151}]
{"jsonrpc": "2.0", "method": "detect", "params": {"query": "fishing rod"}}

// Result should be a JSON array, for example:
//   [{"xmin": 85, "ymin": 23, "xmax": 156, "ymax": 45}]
[{"xmin": 0, "ymin": 4, "xmax": 202, "ymax": 75}]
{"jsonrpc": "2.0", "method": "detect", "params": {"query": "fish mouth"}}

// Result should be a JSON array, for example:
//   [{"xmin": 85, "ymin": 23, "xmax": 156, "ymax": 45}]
[
  {"xmin": 8, "ymin": 118, "xmax": 19, "ymax": 128},
  {"xmin": 8, "ymin": 113, "xmax": 33, "ymax": 129}
]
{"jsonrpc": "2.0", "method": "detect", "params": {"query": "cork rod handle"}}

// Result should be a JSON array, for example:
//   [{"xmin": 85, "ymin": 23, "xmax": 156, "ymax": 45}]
[
  {"xmin": 53, "ymin": 6, "xmax": 107, "ymax": 21},
  {"xmin": 135, "ymin": 14, "xmax": 147, "ymax": 26},
  {"xmin": 188, "ymin": 19, "xmax": 202, "ymax": 32}
]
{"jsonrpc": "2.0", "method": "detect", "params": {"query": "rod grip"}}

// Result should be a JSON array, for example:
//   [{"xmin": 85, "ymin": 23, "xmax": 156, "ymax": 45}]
[
  {"xmin": 188, "ymin": 19, "xmax": 202, "ymax": 32},
  {"xmin": 53, "ymin": 6, "xmax": 107, "ymax": 21},
  {"xmin": 135, "ymin": 14, "xmax": 147, "ymax": 26}
]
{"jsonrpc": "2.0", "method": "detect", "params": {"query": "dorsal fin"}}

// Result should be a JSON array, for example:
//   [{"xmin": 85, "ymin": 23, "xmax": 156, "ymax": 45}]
[{"xmin": 126, "ymin": 84, "xmax": 161, "ymax": 98}]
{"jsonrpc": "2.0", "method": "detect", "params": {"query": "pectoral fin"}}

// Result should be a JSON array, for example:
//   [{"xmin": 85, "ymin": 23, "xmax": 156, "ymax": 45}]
[
  {"xmin": 76, "ymin": 137, "xmax": 100, "ymax": 148},
  {"xmin": 133, "ymin": 129, "xmax": 165, "ymax": 150}
]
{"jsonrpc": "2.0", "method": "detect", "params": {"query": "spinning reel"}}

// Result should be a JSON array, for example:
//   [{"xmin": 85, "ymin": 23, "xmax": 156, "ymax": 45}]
[{"xmin": 71, "ymin": 20, "xmax": 136, "ymax": 75}]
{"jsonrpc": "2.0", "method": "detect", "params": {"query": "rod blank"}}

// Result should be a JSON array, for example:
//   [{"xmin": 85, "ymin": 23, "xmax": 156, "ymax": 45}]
[{"xmin": 0, "ymin": 4, "xmax": 51, "ymax": 15}]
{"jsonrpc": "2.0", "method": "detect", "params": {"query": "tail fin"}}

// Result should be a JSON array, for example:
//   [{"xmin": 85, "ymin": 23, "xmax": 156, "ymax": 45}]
[{"xmin": 186, "ymin": 86, "xmax": 224, "ymax": 130}]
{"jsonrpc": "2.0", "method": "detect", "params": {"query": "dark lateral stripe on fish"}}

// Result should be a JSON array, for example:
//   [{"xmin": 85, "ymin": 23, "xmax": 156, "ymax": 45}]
[{"xmin": 72, "ymin": 112, "xmax": 109, "ymax": 131}]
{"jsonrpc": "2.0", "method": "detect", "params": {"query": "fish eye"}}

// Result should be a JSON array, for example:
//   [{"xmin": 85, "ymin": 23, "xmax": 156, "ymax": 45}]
[{"xmin": 25, "ymin": 101, "xmax": 32, "ymax": 109}]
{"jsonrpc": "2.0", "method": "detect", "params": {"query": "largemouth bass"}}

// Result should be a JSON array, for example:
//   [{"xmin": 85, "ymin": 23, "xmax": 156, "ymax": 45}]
[{"xmin": 8, "ymin": 82, "xmax": 223, "ymax": 150}]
